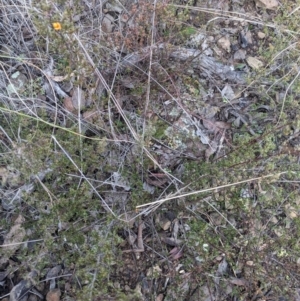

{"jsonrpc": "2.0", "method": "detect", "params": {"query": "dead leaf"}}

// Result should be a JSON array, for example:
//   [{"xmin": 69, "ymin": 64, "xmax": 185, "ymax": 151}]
[
  {"xmin": 146, "ymin": 175, "xmax": 169, "ymax": 188},
  {"xmin": 10, "ymin": 279, "xmax": 32, "ymax": 301},
  {"xmin": 229, "ymin": 277, "xmax": 248, "ymax": 286},
  {"xmin": 49, "ymin": 73, "xmax": 74, "ymax": 82},
  {"xmin": 82, "ymin": 110, "xmax": 101, "ymax": 122},
  {"xmin": 217, "ymin": 256, "xmax": 228, "ymax": 276},
  {"xmin": 82, "ymin": 110, "xmax": 106, "ymax": 128},
  {"xmin": 169, "ymin": 246, "xmax": 183, "ymax": 260},
  {"xmin": 46, "ymin": 265, "xmax": 62, "ymax": 290},
  {"xmin": 63, "ymin": 96, "xmax": 75, "ymax": 113},
  {"xmin": 10, "ymin": 271, "xmax": 38, "ymax": 301},
  {"xmin": 222, "ymin": 84, "xmax": 236, "ymax": 101},
  {"xmin": 205, "ymin": 140, "xmax": 218, "ymax": 161},
  {"xmin": 202, "ymin": 119, "xmax": 230, "ymax": 133},
  {"xmin": 120, "ymin": 78, "xmax": 135, "ymax": 89},
  {"xmin": 196, "ymin": 127, "xmax": 210, "ymax": 144},
  {"xmin": 215, "ymin": 121, "xmax": 230, "ymax": 130},
  {"xmin": 255, "ymin": 0, "xmax": 279, "ymax": 10},
  {"xmin": 0, "ymin": 271, "xmax": 8, "ymax": 281},
  {"xmin": 161, "ymin": 236, "xmax": 183, "ymax": 246}
]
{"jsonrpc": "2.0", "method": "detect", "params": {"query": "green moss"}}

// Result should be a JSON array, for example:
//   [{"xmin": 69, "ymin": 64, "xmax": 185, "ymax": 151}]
[
  {"xmin": 179, "ymin": 26, "xmax": 197, "ymax": 39},
  {"xmin": 153, "ymin": 120, "xmax": 168, "ymax": 139}
]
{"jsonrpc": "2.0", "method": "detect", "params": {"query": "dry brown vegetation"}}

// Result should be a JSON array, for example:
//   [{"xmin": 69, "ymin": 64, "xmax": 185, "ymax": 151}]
[{"xmin": 1, "ymin": 0, "xmax": 300, "ymax": 300}]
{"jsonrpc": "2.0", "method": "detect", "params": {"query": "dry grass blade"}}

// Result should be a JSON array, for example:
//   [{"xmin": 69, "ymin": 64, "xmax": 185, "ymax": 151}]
[
  {"xmin": 170, "ymin": 4, "xmax": 297, "ymax": 34},
  {"xmin": 136, "ymin": 172, "xmax": 287, "ymax": 209}
]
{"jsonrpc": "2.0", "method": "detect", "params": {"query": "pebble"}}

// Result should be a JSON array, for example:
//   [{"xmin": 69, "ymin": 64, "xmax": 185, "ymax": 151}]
[{"xmin": 257, "ymin": 32, "xmax": 266, "ymax": 39}]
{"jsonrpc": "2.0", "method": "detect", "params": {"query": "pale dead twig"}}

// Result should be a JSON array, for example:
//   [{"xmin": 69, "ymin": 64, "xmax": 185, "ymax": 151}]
[
  {"xmin": 0, "ymin": 239, "xmax": 44, "ymax": 248},
  {"xmin": 288, "ymin": 5, "xmax": 300, "ymax": 16},
  {"xmin": 136, "ymin": 172, "xmax": 288, "ymax": 210},
  {"xmin": 119, "ymin": 184, "xmax": 191, "ymax": 223},
  {"xmin": 135, "ymin": 219, "xmax": 145, "ymax": 257},
  {"xmin": 123, "ymin": 218, "xmax": 145, "ymax": 257},
  {"xmin": 142, "ymin": 0, "xmax": 157, "ymax": 140}
]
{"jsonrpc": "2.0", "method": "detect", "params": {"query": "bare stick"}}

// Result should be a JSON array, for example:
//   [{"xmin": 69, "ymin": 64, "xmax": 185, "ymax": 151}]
[{"xmin": 136, "ymin": 172, "xmax": 287, "ymax": 209}]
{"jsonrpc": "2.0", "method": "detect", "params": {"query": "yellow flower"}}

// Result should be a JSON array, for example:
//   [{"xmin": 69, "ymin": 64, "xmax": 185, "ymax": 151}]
[{"xmin": 52, "ymin": 22, "xmax": 62, "ymax": 31}]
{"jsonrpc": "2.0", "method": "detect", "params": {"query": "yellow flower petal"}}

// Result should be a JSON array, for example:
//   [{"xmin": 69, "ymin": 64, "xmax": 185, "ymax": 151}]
[{"xmin": 52, "ymin": 22, "xmax": 62, "ymax": 31}]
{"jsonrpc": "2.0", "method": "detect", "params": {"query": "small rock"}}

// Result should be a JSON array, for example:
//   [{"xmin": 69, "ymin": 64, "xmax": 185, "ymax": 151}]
[
  {"xmin": 159, "ymin": 217, "xmax": 171, "ymax": 231},
  {"xmin": 240, "ymin": 30, "xmax": 252, "ymax": 48},
  {"xmin": 217, "ymin": 36, "xmax": 231, "ymax": 53},
  {"xmin": 246, "ymin": 56, "xmax": 264, "ymax": 70},
  {"xmin": 101, "ymin": 14, "xmax": 114, "ymax": 33},
  {"xmin": 246, "ymin": 260, "xmax": 254, "ymax": 266},
  {"xmin": 234, "ymin": 49, "xmax": 246, "ymax": 60},
  {"xmin": 257, "ymin": 31, "xmax": 266, "ymax": 39},
  {"xmin": 156, "ymin": 294, "xmax": 164, "ymax": 301},
  {"xmin": 46, "ymin": 289, "xmax": 61, "ymax": 301},
  {"xmin": 244, "ymin": 31, "xmax": 253, "ymax": 45}
]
